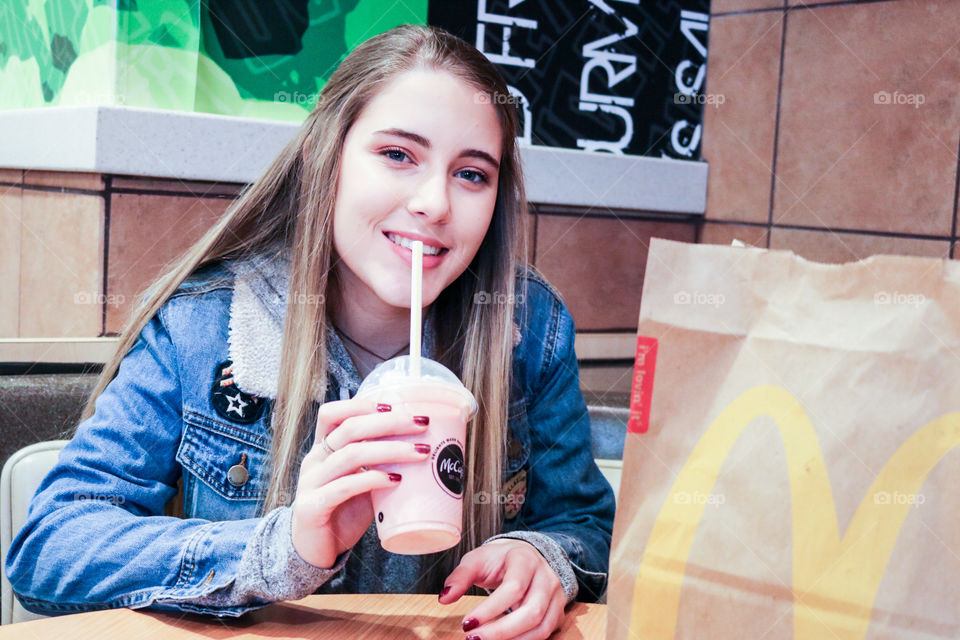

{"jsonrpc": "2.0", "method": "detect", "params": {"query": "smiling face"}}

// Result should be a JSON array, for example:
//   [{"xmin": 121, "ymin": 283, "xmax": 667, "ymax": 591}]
[{"xmin": 330, "ymin": 69, "xmax": 503, "ymax": 315}]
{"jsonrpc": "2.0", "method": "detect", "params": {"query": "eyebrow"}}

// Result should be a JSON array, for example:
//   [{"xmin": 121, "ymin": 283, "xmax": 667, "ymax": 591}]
[{"xmin": 374, "ymin": 128, "xmax": 500, "ymax": 172}]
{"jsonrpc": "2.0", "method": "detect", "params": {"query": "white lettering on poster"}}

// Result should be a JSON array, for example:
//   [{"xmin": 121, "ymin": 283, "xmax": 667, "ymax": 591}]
[
  {"xmin": 507, "ymin": 85, "xmax": 533, "ymax": 144},
  {"xmin": 476, "ymin": 0, "xmax": 538, "ymax": 68},
  {"xmin": 669, "ymin": 10, "xmax": 709, "ymax": 157},
  {"xmin": 577, "ymin": 0, "xmax": 640, "ymax": 154}
]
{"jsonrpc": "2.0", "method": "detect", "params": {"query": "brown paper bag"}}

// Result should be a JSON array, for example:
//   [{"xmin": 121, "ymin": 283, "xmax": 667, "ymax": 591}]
[{"xmin": 607, "ymin": 238, "xmax": 960, "ymax": 639}]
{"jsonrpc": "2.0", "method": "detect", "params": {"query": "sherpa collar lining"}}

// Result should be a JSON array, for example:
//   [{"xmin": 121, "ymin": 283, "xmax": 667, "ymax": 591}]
[{"xmin": 222, "ymin": 250, "xmax": 436, "ymax": 401}]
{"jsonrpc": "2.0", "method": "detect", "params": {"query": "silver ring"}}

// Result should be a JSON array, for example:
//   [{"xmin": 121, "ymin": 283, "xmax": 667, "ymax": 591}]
[{"xmin": 320, "ymin": 435, "xmax": 336, "ymax": 456}]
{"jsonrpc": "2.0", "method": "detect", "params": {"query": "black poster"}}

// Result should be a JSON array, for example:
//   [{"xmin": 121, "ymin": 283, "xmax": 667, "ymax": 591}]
[{"xmin": 428, "ymin": 0, "xmax": 710, "ymax": 160}]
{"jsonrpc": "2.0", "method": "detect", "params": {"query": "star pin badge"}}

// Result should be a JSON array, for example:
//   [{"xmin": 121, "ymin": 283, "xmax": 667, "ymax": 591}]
[{"xmin": 211, "ymin": 360, "xmax": 265, "ymax": 425}]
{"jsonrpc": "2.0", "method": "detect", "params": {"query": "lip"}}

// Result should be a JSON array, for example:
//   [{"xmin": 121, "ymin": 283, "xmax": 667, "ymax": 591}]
[
  {"xmin": 383, "ymin": 231, "xmax": 449, "ymax": 269},
  {"xmin": 382, "ymin": 230, "xmax": 448, "ymax": 251}
]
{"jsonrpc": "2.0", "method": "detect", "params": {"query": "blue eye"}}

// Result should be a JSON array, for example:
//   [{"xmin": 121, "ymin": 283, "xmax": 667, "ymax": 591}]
[
  {"xmin": 381, "ymin": 147, "xmax": 489, "ymax": 185},
  {"xmin": 382, "ymin": 148, "xmax": 409, "ymax": 162},
  {"xmin": 457, "ymin": 169, "xmax": 489, "ymax": 184}
]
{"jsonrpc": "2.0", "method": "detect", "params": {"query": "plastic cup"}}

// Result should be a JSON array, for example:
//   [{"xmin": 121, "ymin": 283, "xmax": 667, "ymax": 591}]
[{"xmin": 355, "ymin": 355, "xmax": 478, "ymax": 555}]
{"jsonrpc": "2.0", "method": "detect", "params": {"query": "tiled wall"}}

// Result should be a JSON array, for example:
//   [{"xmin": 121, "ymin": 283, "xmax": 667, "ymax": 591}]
[
  {"xmin": 0, "ymin": 171, "xmax": 698, "ymax": 342},
  {"xmin": 701, "ymin": 0, "xmax": 960, "ymax": 261},
  {"xmin": 0, "ymin": 171, "xmax": 238, "ymax": 339},
  {"xmin": 0, "ymin": 170, "xmax": 694, "ymax": 402},
  {"xmin": 533, "ymin": 208, "xmax": 696, "ymax": 332}
]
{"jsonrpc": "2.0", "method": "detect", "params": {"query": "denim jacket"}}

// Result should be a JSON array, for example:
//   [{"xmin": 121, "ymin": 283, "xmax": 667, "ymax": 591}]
[{"xmin": 5, "ymin": 249, "xmax": 615, "ymax": 618}]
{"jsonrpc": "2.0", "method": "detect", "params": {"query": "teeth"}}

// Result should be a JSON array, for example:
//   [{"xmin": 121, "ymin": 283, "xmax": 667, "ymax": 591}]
[{"xmin": 387, "ymin": 233, "xmax": 443, "ymax": 256}]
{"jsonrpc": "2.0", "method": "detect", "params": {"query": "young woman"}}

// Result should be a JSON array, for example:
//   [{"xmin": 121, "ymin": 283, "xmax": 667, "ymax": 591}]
[{"xmin": 6, "ymin": 24, "xmax": 615, "ymax": 640}]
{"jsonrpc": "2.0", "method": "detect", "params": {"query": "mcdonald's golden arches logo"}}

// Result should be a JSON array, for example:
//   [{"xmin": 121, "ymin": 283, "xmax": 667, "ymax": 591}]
[{"xmin": 629, "ymin": 385, "xmax": 960, "ymax": 639}]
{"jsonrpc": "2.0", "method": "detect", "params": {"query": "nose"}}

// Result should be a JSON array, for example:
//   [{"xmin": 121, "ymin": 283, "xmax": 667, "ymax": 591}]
[{"xmin": 406, "ymin": 170, "xmax": 451, "ymax": 223}]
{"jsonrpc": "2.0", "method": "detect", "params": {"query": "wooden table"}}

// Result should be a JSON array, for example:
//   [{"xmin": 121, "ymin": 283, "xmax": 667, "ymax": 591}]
[{"xmin": 0, "ymin": 594, "xmax": 607, "ymax": 638}]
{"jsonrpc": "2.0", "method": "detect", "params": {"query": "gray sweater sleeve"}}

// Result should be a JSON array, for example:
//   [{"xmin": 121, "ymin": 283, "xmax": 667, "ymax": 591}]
[
  {"xmin": 483, "ymin": 531, "xmax": 578, "ymax": 603},
  {"xmin": 186, "ymin": 505, "xmax": 350, "ymax": 607}
]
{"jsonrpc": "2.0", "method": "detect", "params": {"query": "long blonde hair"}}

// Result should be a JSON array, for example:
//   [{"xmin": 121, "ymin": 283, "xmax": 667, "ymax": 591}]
[{"xmin": 80, "ymin": 24, "xmax": 529, "ymax": 589}]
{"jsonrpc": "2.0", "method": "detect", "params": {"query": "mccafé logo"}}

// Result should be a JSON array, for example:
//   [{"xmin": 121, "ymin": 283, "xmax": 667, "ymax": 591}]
[
  {"xmin": 629, "ymin": 385, "xmax": 960, "ymax": 639},
  {"xmin": 433, "ymin": 438, "xmax": 465, "ymax": 498}
]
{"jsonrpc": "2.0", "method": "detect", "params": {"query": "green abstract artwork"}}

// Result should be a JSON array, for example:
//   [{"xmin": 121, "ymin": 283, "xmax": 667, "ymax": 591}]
[{"xmin": 0, "ymin": 0, "xmax": 428, "ymax": 121}]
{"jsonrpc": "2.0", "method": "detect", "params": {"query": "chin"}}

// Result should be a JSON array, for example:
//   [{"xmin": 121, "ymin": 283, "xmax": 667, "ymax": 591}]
[
  {"xmin": 374, "ymin": 291, "xmax": 411, "ymax": 310},
  {"xmin": 371, "ymin": 277, "xmax": 443, "ymax": 310},
  {"xmin": 378, "ymin": 291, "xmax": 440, "ymax": 310}
]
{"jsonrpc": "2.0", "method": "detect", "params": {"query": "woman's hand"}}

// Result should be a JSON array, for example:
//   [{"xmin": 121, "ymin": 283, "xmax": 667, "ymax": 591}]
[
  {"xmin": 290, "ymin": 397, "xmax": 430, "ymax": 569},
  {"xmin": 439, "ymin": 539, "xmax": 567, "ymax": 640}
]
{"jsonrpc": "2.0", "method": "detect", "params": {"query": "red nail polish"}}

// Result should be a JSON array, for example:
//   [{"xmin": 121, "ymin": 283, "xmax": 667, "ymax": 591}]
[
  {"xmin": 466, "ymin": 635, "xmax": 481, "ymax": 640},
  {"xmin": 463, "ymin": 618, "xmax": 480, "ymax": 631},
  {"xmin": 439, "ymin": 585, "xmax": 451, "ymax": 599},
  {"xmin": 414, "ymin": 443, "xmax": 431, "ymax": 454},
  {"xmin": 388, "ymin": 472, "xmax": 402, "ymax": 482},
  {"xmin": 377, "ymin": 403, "xmax": 392, "ymax": 412},
  {"xmin": 413, "ymin": 415, "xmax": 429, "ymax": 426}
]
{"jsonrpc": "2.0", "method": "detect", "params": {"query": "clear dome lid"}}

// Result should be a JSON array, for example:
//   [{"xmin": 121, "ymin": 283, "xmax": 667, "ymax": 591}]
[{"xmin": 355, "ymin": 356, "xmax": 478, "ymax": 416}]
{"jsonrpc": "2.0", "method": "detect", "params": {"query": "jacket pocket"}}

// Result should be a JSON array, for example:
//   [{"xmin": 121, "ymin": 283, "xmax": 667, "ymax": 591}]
[{"xmin": 177, "ymin": 411, "xmax": 270, "ymax": 503}]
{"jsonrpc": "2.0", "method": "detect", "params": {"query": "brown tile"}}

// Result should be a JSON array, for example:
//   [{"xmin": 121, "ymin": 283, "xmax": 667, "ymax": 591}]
[
  {"xmin": 700, "ymin": 222, "xmax": 769, "ymax": 248},
  {"xmin": 535, "ymin": 214, "xmax": 697, "ymax": 331},
  {"xmin": 774, "ymin": 0, "xmax": 960, "ymax": 236},
  {"xmin": 106, "ymin": 193, "xmax": 232, "ymax": 333},
  {"xmin": 110, "ymin": 176, "xmax": 245, "ymax": 197},
  {"xmin": 522, "ymin": 209, "xmax": 536, "ymax": 264},
  {"xmin": 713, "ymin": 0, "xmax": 783, "ymax": 12},
  {"xmin": 0, "ymin": 186, "xmax": 22, "ymax": 336},
  {"xmin": 23, "ymin": 170, "xmax": 104, "ymax": 191},
  {"xmin": 786, "ymin": 0, "xmax": 843, "ymax": 5},
  {"xmin": 769, "ymin": 227, "xmax": 950, "ymax": 263},
  {"xmin": 0, "ymin": 169, "xmax": 23, "ymax": 184},
  {"xmin": 702, "ymin": 12, "xmax": 784, "ymax": 223},
  {"xmin": 19, "ymin": 191, "xmax": 104, "ymax": 338}
]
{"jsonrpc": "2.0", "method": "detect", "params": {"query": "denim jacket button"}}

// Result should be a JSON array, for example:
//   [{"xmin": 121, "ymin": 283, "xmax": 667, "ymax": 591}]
[{"xmin": 227, "ymin": 463, "xmax": 250, "ymax": 487}]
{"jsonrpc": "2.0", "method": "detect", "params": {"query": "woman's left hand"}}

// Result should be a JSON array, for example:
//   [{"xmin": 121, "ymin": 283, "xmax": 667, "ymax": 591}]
[{"xmin": 439, "ymin": 538, "xmax": 566, "ymax": 640}]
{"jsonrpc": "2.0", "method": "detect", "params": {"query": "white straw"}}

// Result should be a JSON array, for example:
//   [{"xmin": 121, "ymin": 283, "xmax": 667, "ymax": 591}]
[{"xmin": 410, "ymin": 240, "xmax": 423, "ymax": 378}]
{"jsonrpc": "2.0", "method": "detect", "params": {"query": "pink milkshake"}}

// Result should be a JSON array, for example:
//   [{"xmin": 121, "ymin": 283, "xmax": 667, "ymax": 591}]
[{"xmin": 355, "ymin": 356, "xmax": 478, "ymax": 554}]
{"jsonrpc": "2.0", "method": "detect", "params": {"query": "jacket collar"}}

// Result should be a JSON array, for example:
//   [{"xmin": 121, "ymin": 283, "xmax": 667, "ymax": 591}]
[{"xmin": 222, "ymin": 249, "xmax": 436, "ymax": 401}]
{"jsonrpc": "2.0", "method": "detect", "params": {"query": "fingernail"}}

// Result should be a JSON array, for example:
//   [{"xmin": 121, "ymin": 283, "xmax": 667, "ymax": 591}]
[
  {"xmin": 466, "ymin": 635, "xmax": 481, "ymax": 640},
  {"xmin": 413, "ymin": 415, "xmax": 429, "ymax": 426},
  {"xmin": 377, "ymin": 403, "xmax": 392, "ymax": 412},
  {"xmin": 462, "ymin": 618, "xmax": 480, "ymax": 632},
  {"xmin": 439, "ymin": 585, "xmax": 451, "ymax": 599},
  {"xmin": 388, "ymin": 472, "xmax": 402, "ymax": 482},
  {"xmin": 414, "ymin": 443, "xmax": 431, "ymax": 454}
]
